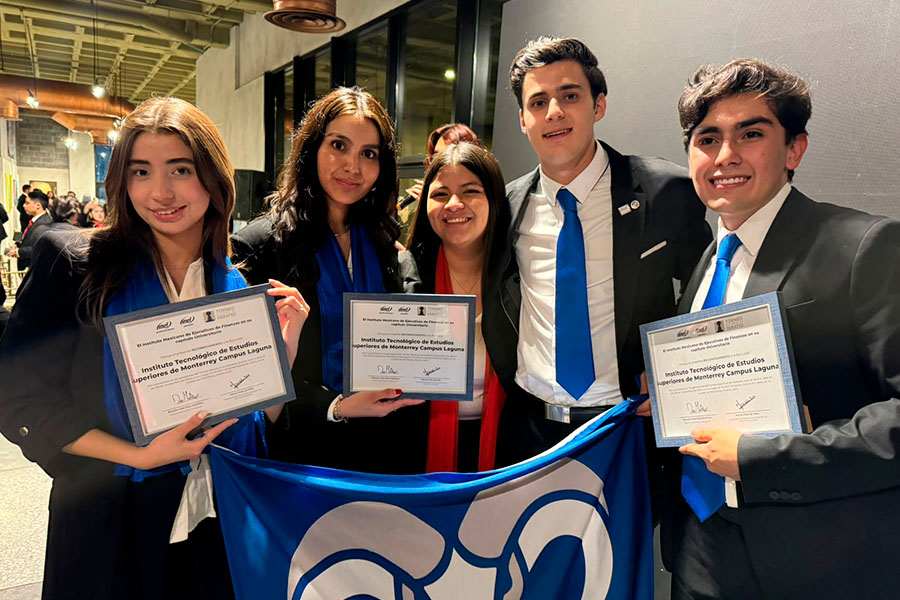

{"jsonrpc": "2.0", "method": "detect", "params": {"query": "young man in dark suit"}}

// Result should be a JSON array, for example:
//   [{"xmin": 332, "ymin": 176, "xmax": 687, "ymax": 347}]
[
  {"xmin": 482, "ymin": 37, "xmax": 711, "ymax": 466},
  {"xmin": 661, "ymin": 58, "xmax": 900, "ymax": 599},
  {"xmin": 8, "ymin": 190, "xmax": 52, "ymax": 270},
  {"xmin": 16, "ymin": 184, "xmax": 31, "ymax": 232}
]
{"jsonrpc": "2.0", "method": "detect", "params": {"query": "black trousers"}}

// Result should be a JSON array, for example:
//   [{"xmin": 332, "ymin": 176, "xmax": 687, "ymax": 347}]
[{"xmin": 668, "ymin": 505, "xmax": 764, "ymax": 600}]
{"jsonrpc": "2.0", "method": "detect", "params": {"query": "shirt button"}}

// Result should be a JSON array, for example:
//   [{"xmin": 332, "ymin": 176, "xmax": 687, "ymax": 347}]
[
  {"xmin": 790, "ymin": 492, "xmax": 802, "ymax": 501},
  {"xmin": 768, "ymin": 490, "xmax": 780, "ymax": 500},
  {"xmin": 18, "ymin": 426, "xmax": 29, "ymax": 437},
  {"xmin": 779, "ymin": 491, "xmax": 791, "ymax": 501}
]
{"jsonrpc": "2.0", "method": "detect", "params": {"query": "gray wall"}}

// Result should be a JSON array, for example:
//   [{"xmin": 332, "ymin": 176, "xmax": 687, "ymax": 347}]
[{"xmin": 491, "ymin": 0, "xmax": 900, "ymax": 220}]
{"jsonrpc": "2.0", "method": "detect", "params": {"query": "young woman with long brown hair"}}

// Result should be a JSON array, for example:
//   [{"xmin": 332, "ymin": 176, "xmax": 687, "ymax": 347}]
[
  {"xmin": 0, "ymin": 97, "xmax": 307, "ymax": 599},
  {"xmin": 232, "ymin": 87, "xmax": 425, "ymax": 473}
]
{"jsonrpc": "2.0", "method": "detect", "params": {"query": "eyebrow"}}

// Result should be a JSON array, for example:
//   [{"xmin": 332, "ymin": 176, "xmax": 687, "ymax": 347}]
[
  {"xmin": 430, "ymin": 180, "xmax": 484, "ymax": 191},
  {"xmin": 324, "ymin": 131, "xmax": 380, "ymax": 150},
  {"xmin": 128, "ymin": 157, "xmax": 195, "ymax": 165},
  {"xmin": 694, "ymin": 116, "xmax": 775, "ymax": 137},
  {"xmin": 524, "ymin": 82, "xmax": 584, "ymax": 104}
]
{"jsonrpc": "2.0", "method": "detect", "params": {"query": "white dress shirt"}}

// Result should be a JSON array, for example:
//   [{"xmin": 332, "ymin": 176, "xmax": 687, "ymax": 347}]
[
  {"xmin": 691, "ymin": 183, "xmax": 792, "ymax": 311},
  {"xmin": 459, "ymin": 314, "xmax": 486, "ymax": 420},
  {"xmin": 159, "ymin": 257, "xmax": 217, "ymax": 544},
  {"xmin": 515, "ymin": 142, "xmax": 621, "ymax": 407}
]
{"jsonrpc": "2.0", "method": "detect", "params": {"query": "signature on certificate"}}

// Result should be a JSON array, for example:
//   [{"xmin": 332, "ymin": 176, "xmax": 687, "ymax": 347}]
[
  {"xmin": 377, "ymin": 365, "xmax": 399, "ymax": 375},
  {"xmin": 736, "ymin": 395, "xmax": 756, "ymax": 410},
  {"xmin": 171, "ymin": 390, "xmax": 200, "ymax": 404},
  {"xmin": 685, "ymin": 401, "xmax": 709, "ymax": 415},
  {"xmin": 423, "ymin": 366, "xmax": 441, "ymax": 376},
  {"xmin": 230, "ymin": 374, "xmax": 250, "ymax": 389}
]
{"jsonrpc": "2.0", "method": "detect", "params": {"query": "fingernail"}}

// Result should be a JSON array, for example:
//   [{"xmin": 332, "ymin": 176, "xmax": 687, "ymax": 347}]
[
  {"xmin": 395, "ymin": 389, "xmax": 403, "ymax": 395},
  {"xmin": 197, "ymin": 411, "xmax": 209, "ymax": 419}
]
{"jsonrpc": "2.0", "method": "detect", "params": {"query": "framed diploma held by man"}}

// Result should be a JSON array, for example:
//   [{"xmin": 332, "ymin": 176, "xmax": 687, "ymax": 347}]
[
  {"xmin": 104, "ymin": 285, "xmax": 295, "ymax": 445},
  {"xmin": 640, "ymin": 292, "xmax": 807, "ymax": 448},
  {"xmin": 343, "ymin": 293, "xmax": 476, "ymax": 401}
]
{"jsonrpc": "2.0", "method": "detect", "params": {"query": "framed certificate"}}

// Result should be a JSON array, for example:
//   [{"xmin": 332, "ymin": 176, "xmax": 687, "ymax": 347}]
[
  {"xmin": 104, "ymin": 284, "xmax": 295, "ymax": 445},
  {"xmin": 639, "ymin": 292, "xmax": 806, "ymax": 448},
  {"xmin": 342, "ymin": 293, "xmax": 476, "ymax": 401}
]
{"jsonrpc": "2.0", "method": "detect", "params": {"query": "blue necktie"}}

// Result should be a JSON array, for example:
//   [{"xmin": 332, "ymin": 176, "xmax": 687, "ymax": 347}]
[
  {"xmin": 555, "ymin": 188, "xmax": 595, "ymax": 400},
  {"xmin": 682, "ymin": 233, "xmax": 742, "ymax": 521}
]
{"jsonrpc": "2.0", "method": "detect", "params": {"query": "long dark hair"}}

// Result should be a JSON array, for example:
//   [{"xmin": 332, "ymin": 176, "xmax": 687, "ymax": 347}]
[
  {"xmin": 267, "ymin": 87, "xmax": 399, "ymax": 276},
  {"xmin": 79, "ymin": 97, "xmax": 236, "ymax": 329},
  {"xmin": 407, "ymin": 142, "xmax": 505, "ymax": 291}
]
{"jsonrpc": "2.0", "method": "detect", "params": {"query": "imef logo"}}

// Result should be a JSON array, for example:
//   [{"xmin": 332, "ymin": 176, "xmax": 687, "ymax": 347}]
[
  {"xmin": 677, "ymin": 328, "xmax": 690, "ymax": 338},
  {"xmin": 156, "ymin": 320, "xmax": 173, "ymax": 332},
  {"xmin": 398, "ymin": 306, "xmax": 411, "ymax": 314},
  {"xmin": 379, "ymin": 306, "xmax": 393, "ymax": 314},
  {"xmin": 180, "ymin": 316, "xmax": 195, "ymax": 326}
]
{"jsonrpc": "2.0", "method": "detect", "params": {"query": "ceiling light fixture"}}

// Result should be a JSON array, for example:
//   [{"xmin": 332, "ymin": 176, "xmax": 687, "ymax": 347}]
[
  {"xmin": 25, "ymin": 89, "xmax": 39, "ymax": 108},
  {"xmin": 91, "ymin": 0, "xmax": 104, "ymax": 99},
  {"xmin": 23, "ymin": 12, "xmax": 39, "ymax": 108},
  {"xmin": 444, "ymin": 69, "xmax": 456, "ymax": 80}
]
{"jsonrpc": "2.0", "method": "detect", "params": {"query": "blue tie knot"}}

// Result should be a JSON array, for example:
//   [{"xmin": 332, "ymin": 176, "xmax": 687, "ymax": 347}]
[
  {"xmin": 557, "ymin": 188, "xmax": 579, "ymax": 213},
  {"xmin": 717, "ymin": 233, "xmax": 742, "ymax": 263}
]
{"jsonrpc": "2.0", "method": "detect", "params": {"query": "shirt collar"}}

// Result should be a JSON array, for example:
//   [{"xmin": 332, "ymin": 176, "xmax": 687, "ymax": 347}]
[
  {"xmin": 538, "ymin": 141, "xmax": 609, "ymax": 206},
  {"xmin": 716, "ymin": 182, "xmax": 792, "ymax": 258}
]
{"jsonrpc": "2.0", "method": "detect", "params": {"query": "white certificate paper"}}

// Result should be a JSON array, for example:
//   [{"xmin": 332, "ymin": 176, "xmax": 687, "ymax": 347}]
[
  {"xmin": 343, "ymin": 293, "xmax": 476, "ymax": 400},
  {"xmin": 105, "ymin": 285, "xmax": 294, "ymax": 445},
  {"xmin": 641, "ymin": 293, "xmax": 805, "ymax": 447}
]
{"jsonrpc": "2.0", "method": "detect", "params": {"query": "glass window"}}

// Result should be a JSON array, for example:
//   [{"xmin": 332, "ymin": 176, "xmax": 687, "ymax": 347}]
[
  {"xmin": 400, "ymin": 0, "xmax": 457, "ymax": 160},
  {"xmin": 315, "ymin": 48, "xmax": 332, "ymax": 99},
  {"xmin": 481, "ymin": 0, "xmax": 504, "ymax": 150},
  {"xmin": 355, "ymin": 23, "xmax": 389, "ymax": 106}
]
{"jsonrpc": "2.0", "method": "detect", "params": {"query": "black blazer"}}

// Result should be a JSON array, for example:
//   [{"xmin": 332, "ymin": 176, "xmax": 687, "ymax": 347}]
[
  {"xmin": 0, "ymin": 202, "xmax": 8, "ymax": 242},
  {"xmin": 660, "ymin": 190, "xmax": 900, "ymax": 598},
  {"xmin": 17, "ymin": 211, "xmax": 53, "ymax": 270},
  {"xmin": 0, "ymin": 231, "xmax": 243, "ymax": 598},
  {"xmin": 482, "ymin": 142, "xmax": 710, "ymax": 463},
  {"xmin": 231, "ymin": 217, "xmax": 427, "ymax": 474}
]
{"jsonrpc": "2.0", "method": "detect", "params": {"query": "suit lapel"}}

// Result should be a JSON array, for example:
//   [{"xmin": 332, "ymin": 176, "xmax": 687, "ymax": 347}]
[
  {"xmin": 605, "ymin": 141, "xmax": 646, "ymax": 355},
  {"xmin": 743, "ymin": 189, "xmax": 814, "ymax": 299},
  {"xmin": 678, "ymin": 241, "xmax": 715, "ymax": 314}
]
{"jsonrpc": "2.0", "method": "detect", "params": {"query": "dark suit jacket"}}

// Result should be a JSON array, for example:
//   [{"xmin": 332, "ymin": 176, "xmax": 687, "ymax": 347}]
[
  {"xmin": 0, "ymin": 202, "xmax": 8, "ymax": 242},
  {"xmin": 16, "ymin": 193, "xmax": 29, "ymax": 232},
  {"xmin": 231, "ymin": 216, "xmax": 427, "ymax": 474},
  {"xmin": 482, "ymin": 141, "xmax": 711, "ymax": 463},
  {"xmin": 17, "ymin": 211, "xmax": 52, "ymax": 270},
  {"xmin": 0, "ymin": 230, "xmax": 240, "ymax": 598},
  {"xmin": 660, "ymin": 189, "xmax": 900, "ymax": 598}
]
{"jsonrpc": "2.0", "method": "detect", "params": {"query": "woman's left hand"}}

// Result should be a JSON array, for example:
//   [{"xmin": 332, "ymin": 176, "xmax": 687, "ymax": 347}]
[{"xmin": 267, "ymin": 278, "xmax": 309, "ymax": 367}]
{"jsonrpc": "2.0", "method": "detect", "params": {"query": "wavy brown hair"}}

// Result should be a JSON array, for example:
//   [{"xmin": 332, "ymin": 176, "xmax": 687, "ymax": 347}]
[
  {"xmin": 407, "ymin": 142, "xmax": 505, "ymax": 290},
  {"xmin": 268, "ymin": 87, "xmax": 399, "ymax": 260},
  {"xmin": 79, "ymin": 96, "xmax": 236, "ymax": 329}
]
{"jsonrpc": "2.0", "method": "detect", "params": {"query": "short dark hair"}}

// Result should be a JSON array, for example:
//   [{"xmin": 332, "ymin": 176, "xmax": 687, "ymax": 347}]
[
  {"xmin": 27, "ymin": 189, "xmax": 49, "ymax": 210},
  {"xmin": 678, "ymin": 58, "xmax": 811, "ymax": 151},
  {"xmin": 52, "ymin": 197, "xmax": 80, "ymax": 223},
  {"xmin": 509, "ymin": 37, "xmax": 607, "ymax": 109},
  {"xmin": 22, "ymin": 184, "xmax": 31, "ymax": 192}
]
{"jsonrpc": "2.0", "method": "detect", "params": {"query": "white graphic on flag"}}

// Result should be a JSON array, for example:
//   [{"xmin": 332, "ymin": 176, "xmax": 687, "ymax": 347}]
[{"xmin": 287, "ymin": 458, "xmax": 612, "ymax": 599}]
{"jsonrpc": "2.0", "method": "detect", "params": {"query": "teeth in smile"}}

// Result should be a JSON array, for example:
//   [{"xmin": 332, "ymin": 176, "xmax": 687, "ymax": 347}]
[
  {"xmin": 544, "ymin": 129, "xmax": 570, "ymax": 138},
  {"xmin": 714, "ymin": 177, "xmax": 749, "ymax": 185},
  {"xmin": 445, "ymin": 217, "xmax": 469, "ymax": 223},
  {"xmin": 155, "ymin": 207, "xmax": 180, "ymax": 215}
]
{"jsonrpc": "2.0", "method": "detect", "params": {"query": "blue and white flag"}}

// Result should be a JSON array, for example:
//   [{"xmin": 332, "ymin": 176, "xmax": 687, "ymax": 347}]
[{"xmin": 210, "ymin": 401, "xmax": 653, "ymax": 599}]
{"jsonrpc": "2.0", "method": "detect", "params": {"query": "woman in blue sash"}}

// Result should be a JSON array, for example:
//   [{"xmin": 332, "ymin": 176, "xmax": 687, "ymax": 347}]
[
  {"xmin": 0, "ymin": 97, "xmax": 307, "ymax": 599},
  {"xmin": 232, "ymin": 87, "xmax": 426, "ymax": 473}
]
